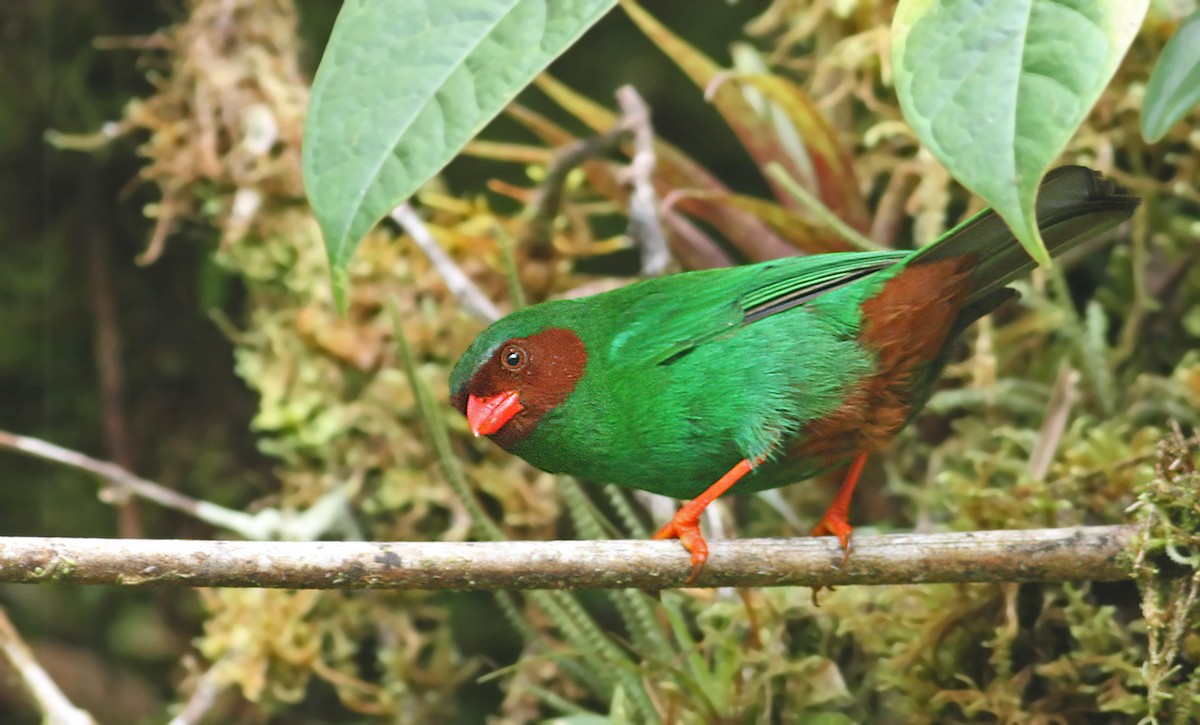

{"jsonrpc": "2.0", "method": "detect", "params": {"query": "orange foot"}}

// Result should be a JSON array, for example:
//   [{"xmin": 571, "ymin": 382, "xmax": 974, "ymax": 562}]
[
  {"xmin": 811, "ymin": 510, "xmax": 854, "ymax": 567},
  {"xmin": 653, "ymin": 458, "xmax": 759, "ymax": 584},
  {"xmin": 810, "ymin": 512, "xmax": 853, "ymax": 606},
  {"xmin": 810, "ymin": 451, "xmax": 868, "ymax": 568},
  {"xmin": 809, "ymin": 452, "xmax": 869, "ymax": 605},
  {"xmin": 653, "ymin": 512, "xmax": 708, "ymax": 584}
]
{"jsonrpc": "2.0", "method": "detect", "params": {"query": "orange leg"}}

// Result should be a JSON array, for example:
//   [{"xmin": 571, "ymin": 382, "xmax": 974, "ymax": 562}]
[
  {"xmin": 811, "ymin": 451, "xmax": 868, "ymax": 566},
  {"xmin": 654, "ymin": 457, "xmax": 760, "ymax": 582}
]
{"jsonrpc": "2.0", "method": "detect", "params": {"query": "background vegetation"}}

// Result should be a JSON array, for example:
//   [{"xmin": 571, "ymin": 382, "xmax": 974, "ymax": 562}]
[{"xmin": 1, "ymin": 1, "xmax": 1198, "ymax": 722}]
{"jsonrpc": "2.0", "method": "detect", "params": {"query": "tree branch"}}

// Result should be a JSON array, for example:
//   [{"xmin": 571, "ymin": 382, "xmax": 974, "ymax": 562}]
[
  {"xmin": 0, "ymin": 430, "xmax": 356, "ymax": 542},
  {"xmin": 0, "ymin": 525, "xmax": 1134, "ymax": 590},
  {"xmin": 615, "ymin": 84, "xmax": 670, "ymax": 277},
  {"xmin": 0, "ymin": 608, "xmax": 96, "ymax": 724},
  {"xmin": 391, "ymin": 203, "xmax": 502, "ymax": 323}
]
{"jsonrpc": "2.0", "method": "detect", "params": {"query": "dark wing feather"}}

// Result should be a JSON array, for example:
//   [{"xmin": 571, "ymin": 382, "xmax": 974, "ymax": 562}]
[{"xmin": 741, "ymin": 254, "xmax": 902, "ymax": 323}]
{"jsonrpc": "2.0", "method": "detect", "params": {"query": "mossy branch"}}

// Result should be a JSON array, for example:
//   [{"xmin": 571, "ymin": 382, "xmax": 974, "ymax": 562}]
[{"xmin": 0, "ymin": 525, "xmax": 1136, "ymax": 590}]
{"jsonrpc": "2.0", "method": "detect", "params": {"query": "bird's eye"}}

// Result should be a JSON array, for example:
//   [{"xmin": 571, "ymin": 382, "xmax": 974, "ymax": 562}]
[{"xmin": 501, "ymin": 345, "xmax": 528, "ymax": 371}]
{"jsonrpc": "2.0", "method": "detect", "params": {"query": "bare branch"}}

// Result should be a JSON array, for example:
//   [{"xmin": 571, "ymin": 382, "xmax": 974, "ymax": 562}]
[
  {"xmin": 1029, "ymin": 362, "xmax": 1080, "ymax": 481},
  {"xmin": 518, "ymin": 122, "xmax": 629, "ymax": 253},
  {"xmin": 615, "ymin": 85, "xmax": 670, "ymax": 276},
  {"xmin": 0, "ymin": 429, "xmax": 213, "ymax": 516},
  {"xmin": 391, "ymin": 203, "xmax": 502, "ymax": 323},
  {"xmin": 0, "ymin": 430, "xmax": 355, "ymax": 542},
  {"xmin": 0, "ymin": 608, "xmax": 97, "ymax": 725},
  {"xmin": 168, "ymin": 659, "xmax": 232, "ymax": 725},
  {"xmin": 0, "ymin": 526, "xmax": 1134, "ymax": 590}
]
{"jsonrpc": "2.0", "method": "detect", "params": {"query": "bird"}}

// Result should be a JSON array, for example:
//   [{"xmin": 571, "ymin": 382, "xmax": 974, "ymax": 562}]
[{"xmin": 448, "ymin": 166, "xmax": 1139, "ymax": 580}]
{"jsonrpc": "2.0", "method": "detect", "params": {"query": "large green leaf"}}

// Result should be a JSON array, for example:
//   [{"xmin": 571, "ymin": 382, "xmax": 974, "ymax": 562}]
[
  {"xmin": 893, "ymin": 0, "xmax": 1147, "ymax": 264},
  {"xmin": 303, "ymin": 0, "xmax": 615, "ymax": 304},
  {"xmin": 1141, "ymin": 9, "xmax": 1200, "ymax": 143}
]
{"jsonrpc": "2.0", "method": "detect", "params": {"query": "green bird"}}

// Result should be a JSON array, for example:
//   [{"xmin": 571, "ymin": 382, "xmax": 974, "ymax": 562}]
[{"xmin": 449, "ymin": 166, "xmax": 1138, "ymax": 577}]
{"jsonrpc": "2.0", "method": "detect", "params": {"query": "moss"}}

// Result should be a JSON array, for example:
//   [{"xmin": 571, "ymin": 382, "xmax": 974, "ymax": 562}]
[{"xmin": 1129, "ymin": 427, "xmax": 1200, "ymax": 724}]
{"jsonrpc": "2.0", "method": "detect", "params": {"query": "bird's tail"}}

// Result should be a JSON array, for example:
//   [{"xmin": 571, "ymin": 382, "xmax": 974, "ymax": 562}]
[{"xmin": 911, "ymin": 166, "xmax": 1140, "ymax": 308}]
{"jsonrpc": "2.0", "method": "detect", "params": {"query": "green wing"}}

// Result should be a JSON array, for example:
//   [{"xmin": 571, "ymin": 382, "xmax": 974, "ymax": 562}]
[{"xmin": 603, "ymin": 251, "xmax": 907, "ymax": 369}]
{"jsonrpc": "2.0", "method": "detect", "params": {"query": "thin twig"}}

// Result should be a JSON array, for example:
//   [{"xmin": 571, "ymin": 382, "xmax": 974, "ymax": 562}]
[
  {"xmin": 518, "ymin": 124, "xmax": 629, "ymax": 252},
  {"xmin": 493, "ymin": 222, "xmax": 527, "ymax": 310},
  {"xmin": 659, "ymin": 207, "xmax": 735, "ymax": 269},
  {"xmin": 0, "ymin": 430, "xmax": 355, "ymax": 542},
  {"xmin": 391, "ymin": 203, "xmax": 501, "ymax": 323},
  {"xmin": 615, "ymin": 85, "xmax": 670, "ymax": 276},
  {"xmin": 0, "ymin": 430, "xmax": 211, "ymax": 517},
  {"xmin": 869, "ymin": 162, "xmax": 918, "ymax": 249},
  {"xmin": 168, "ymin": 659, "xmax": 232, "ymax": 725},
  {"xmin": 0, "ymin": 526, "xmax": 1136, "ymax": 590},
  {"xmin": 86, "ymin": 216, "xmax": 141, "ymax": 538},
  {"xmin": 1028, "ymin": 361, "xmax": 1079, "ymax": 482},
  {"xmin": 390, "ymin": 302, "xmax": 505, "ymax": 543},
  {"xmin": 0, "ymin": 608, "xmax": 97, "ymax": 725}
]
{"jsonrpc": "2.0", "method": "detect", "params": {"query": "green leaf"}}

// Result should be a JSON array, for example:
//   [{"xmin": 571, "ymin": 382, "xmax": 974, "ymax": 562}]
[
  {"xmin": 1141, "ymin": 9, "xmax": 1200, "ymax": 143},
  {"xmin": 893, "ymin": 0, "xmax": 1147, "ymax": 264},
  {"xmin": 303, "ymin": 0, "xmax": 615, "ymax": 306}
]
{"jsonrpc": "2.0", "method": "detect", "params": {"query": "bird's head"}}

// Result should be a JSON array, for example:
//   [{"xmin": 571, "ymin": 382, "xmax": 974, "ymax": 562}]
[{"xmin": 449, "ymin": 306, "xmax": 588, "ymax": 447}]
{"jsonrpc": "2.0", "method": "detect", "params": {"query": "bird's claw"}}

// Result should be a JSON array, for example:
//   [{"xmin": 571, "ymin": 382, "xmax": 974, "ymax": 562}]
[
  {"xmin": 811, "ymin": 515, "xmax": 853, "ymax": 567},
  {"xmin": 810, "ymin": 514, "xmax": 854, "ymax": 605},
  {"xmin": 654, "ymin": 515, "xmax": 708, "ymax": 584}
]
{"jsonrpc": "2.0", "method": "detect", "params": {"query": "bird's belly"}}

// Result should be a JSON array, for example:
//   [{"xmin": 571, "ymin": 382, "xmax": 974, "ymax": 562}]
[{"xmin": 537, "ymin": 414, "xmax": 848, "ymax": 500}]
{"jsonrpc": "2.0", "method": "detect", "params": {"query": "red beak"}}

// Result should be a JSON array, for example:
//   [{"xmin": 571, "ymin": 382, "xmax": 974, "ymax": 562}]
[{"xmin": 466, "ymin": 391, "xmax": 524, "ymax": 437}]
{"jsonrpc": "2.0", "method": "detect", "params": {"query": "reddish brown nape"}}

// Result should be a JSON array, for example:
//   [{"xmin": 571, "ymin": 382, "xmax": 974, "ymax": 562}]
[
  {"xmin": 795, "ymin": 257, "xmax": 976, "ymax": 464},
  {"xmin": 460, "ymin": 327, "xmax": 588, "ymax": 448}
]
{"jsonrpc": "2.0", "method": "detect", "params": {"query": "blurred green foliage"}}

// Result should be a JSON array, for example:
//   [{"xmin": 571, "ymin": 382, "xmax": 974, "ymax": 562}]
[{"xmin": 1, "ymin": 0, "xmax": 1199, "ymax": 723}]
